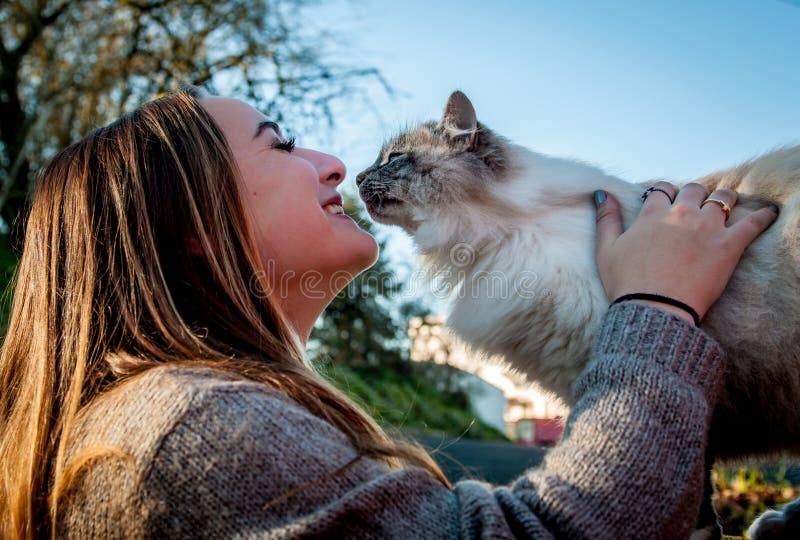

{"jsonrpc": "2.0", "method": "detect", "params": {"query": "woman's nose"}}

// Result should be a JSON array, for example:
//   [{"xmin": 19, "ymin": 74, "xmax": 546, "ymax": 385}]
[{"xmin": 315, "ymin": 152, "xmax": 346, "ymax": 187}]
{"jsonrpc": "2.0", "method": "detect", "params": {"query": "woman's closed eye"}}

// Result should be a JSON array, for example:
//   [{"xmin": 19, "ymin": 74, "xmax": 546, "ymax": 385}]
[{"xmin": 271, "ymin": 136, "xmax": 296, "ymax": 153}]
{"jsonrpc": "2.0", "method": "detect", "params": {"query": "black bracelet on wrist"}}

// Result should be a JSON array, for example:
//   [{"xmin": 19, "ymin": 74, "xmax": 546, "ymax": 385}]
[{"xmin": 610, "ymin": 293, "xmax": 701, "ymax": 326}]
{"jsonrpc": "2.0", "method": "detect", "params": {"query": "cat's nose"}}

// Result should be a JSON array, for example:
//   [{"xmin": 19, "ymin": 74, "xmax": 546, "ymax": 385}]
[{"xmin": 355, "ymin": 171, "xmax": 367, "ymax": 186}]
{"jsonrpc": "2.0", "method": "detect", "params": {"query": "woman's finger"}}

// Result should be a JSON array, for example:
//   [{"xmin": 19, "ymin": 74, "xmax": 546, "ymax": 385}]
[
  {"xmin": 674, "ymin": 182, "xmax": 711, "ymax": 207},
  {"xmin": 594, "ymin": 190, "xmax": 623, "ymax": 259},
  {"xmin": 726, "ymin": 205, "xmax": 779, "ymax": 253},
  {"xmin": 641, "ymin": 181, "xmax": 678, "ymax": 214}
]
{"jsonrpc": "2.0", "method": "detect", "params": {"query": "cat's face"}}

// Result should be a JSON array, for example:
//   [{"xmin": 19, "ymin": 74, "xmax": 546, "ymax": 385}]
[{"xmin": 356, "ymin": 91, "xmax": 509, "ymax": 233}]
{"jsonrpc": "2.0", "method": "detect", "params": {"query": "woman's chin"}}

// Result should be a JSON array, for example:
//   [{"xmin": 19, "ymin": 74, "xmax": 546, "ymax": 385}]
[
  {"xmin": 323, "ymin": 224, "xmax": 379, "ymax": 278},
  {"xmin": 350, "ymin": 230, "xmax": 380, "ymax": 271}
]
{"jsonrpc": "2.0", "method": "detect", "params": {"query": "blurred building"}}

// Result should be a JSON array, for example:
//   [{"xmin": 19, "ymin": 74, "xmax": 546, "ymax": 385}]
[
  {"xmin": 458, "ymin": 372, "xmax": 507, "ymax": 434},
  {"xmin": 408, "ymin": 316, "xmax": 568, "ymax": 445}
]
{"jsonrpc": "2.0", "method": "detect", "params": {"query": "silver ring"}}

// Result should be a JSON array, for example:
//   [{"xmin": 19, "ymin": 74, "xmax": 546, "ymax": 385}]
[{"xmin": 641, "ymin": 186, "xmax": 675, "ymax": 204}]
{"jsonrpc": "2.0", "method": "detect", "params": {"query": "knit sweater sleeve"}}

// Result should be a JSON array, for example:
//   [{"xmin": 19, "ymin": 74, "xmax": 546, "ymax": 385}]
[{"xmin": 140, "ymin": 302, "xmax": 725, "ymax": 539}]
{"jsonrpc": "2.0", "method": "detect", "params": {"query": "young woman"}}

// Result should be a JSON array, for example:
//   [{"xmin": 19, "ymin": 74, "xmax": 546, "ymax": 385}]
[{"xmin": 0, "ymin": 87, "xmax": 777, "ymax": 538}]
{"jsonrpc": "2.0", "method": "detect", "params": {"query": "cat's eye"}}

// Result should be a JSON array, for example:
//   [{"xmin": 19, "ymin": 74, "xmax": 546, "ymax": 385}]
[{"xmin": 386, "ymin": 152, "xmax": 406, "ymax": 163}]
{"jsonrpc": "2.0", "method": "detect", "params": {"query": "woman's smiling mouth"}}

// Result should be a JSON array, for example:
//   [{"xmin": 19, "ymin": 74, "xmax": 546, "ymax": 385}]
[{"xmin": 322, "ymin": 203, "xmax": 344, "ymax": 215}]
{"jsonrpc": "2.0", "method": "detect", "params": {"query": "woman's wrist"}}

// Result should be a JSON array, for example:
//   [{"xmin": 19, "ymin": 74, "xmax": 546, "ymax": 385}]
[
  {"xmin": 630, "ymin": 299, "xmax": 696, "ymax": 327},
  {"xmin": 609, "ymin": 293, "xmax": 700, "ymax": 327}
]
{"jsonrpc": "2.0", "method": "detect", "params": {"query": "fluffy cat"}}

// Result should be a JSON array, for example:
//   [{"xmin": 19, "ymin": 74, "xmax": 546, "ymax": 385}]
[{"xmin": 356, "ymin": 91, "xmax": 800, "ymax": 460}]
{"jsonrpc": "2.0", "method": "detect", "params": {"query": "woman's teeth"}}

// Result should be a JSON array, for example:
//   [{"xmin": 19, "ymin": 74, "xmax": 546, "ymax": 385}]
[{"xmin": 323, "ymin": 203, "xmax": 344, "ymax": 215}]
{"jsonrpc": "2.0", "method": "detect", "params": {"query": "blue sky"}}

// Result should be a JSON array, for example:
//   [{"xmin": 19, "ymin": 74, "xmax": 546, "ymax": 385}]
[
  {"xmin": 303, "ymin": 0, "xmax": 799, "ymax": 282},
  {"xmin": 315, "ymin": 0, "xmax": 798, "ymax": 180}
]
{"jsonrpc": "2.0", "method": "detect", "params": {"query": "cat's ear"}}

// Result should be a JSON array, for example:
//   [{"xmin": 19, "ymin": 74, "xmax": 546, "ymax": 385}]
[{"xmin": 440, "ymin": 91, "xmax": 478, "ymax": 142}]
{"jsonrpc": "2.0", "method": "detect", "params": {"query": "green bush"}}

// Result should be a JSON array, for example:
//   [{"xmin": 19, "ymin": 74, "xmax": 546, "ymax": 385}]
[
  {"xmin": 0, "ymin": 236, "xmax": 18, "ymax": 336},
  {"xmin": 714, "ymin": 464, "xmax": 799, "ymax": 537}
]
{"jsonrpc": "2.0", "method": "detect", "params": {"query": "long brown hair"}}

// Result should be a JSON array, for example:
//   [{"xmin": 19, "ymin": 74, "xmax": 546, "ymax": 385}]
[{"xmin": 0, "ymin": 86, "xmax": 448, "ymax": 539}]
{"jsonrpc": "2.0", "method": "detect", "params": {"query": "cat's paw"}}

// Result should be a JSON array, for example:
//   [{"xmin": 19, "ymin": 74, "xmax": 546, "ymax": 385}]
[{"xmin": 747, "ymin": 497, "xmax": 800, "ymax": 539}]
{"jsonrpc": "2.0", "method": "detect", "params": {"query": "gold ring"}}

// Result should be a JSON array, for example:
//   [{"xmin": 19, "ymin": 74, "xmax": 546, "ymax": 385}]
[{"xmin": 701, "ymin": 198, "xmax": 731, "ymax": 220}]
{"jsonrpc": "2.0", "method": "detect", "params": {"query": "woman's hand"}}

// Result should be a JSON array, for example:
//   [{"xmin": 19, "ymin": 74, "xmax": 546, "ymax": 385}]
[{"xmin": 594, "ymin": 182, "xmax": 779, "ymax": 325}]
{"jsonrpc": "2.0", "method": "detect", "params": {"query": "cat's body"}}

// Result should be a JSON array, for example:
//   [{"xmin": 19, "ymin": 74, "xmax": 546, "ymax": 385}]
[{"xmin": 357, "ymin": 91, "xmax": 800, "ymax": 459}]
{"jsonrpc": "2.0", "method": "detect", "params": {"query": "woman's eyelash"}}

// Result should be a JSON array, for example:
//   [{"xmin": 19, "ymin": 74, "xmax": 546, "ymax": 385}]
[{"xmin": 271, "ymin": 136, "xmax": 296, "ymax": 153}]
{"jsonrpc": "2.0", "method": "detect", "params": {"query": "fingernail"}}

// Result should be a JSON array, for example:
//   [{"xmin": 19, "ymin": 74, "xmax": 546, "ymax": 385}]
[
  {"xmin": 769, "ymin": 204, "xmax": 780, "ymax": 215},
  {"xmin": 593, "ymin": 190, "xmax": 607, "ymax": 206}
]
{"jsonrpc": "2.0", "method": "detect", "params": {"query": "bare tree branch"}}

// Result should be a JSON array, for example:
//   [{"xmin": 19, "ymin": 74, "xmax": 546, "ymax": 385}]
[{"xmin": 0, "ymin": 0, "xmax": 390, "ymax": 240}]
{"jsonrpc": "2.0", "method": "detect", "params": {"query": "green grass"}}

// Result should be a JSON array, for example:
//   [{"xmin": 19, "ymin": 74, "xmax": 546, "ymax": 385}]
[{"xmin": 318, "ymin": 361, "xmax": 508, "ymax": 441}]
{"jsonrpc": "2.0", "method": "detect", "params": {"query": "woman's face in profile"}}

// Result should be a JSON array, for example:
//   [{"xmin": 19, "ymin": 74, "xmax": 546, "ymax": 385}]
[{"xmin": 200, "ymin": 97, "xmax": 379, "ymax": 295}]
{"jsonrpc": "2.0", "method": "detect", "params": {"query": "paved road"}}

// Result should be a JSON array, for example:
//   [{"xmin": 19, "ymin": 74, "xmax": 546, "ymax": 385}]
[
  {"xmin": 418, "ymin": 437, "xmax": 800, "ymax": 488},
  {"xmin": 418, "ymin": 437, "xmax": 548, "ymax": 485}
]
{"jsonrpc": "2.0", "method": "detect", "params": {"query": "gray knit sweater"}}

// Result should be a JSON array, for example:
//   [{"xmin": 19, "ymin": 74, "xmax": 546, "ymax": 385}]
[{"xmin": 58, "ymin": 302, "xmax": 725, "ymax": 539}]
